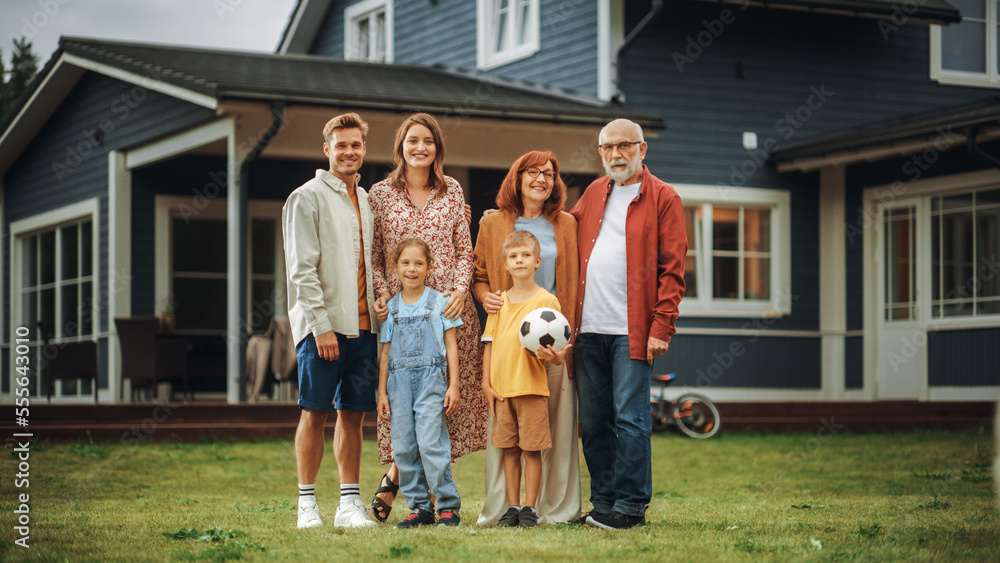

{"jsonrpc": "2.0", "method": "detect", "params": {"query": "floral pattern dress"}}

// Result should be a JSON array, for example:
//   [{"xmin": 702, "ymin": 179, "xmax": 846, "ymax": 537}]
[{"xmin": 369, "ymin": 176, "xmax": 487, "ymax": 464}]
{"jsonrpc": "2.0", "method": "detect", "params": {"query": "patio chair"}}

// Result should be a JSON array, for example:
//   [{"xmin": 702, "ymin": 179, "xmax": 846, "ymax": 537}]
[
  {"xmin": 38, "ymin": 321, "xmax": 99, "ymax": 403},
  {"xmin": 114, "ymin": 316, "xmax": 191, "ymax": 401},
  {"xmin": 245, "ymin": 316, "xmax": 297, "ymax": 402}
]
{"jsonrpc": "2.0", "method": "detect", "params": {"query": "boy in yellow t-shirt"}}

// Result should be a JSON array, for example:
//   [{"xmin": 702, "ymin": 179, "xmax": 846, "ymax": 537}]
[{"xmin": 481, "ymin": 231, "xmax": 571, "ymax": 528}]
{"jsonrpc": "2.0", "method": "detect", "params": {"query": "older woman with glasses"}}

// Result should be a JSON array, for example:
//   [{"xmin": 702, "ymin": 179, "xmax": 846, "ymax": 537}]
[{"xmin": 472, "ymin": 150, "xmax": 580, "ymax": 525}]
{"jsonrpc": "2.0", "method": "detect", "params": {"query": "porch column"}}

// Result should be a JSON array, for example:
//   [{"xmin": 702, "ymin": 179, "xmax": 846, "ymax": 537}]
[
  {"xmin": 226, "ymin": 133, "xmax": 247, "ymax": 404},
  {"xmin": 107, "ymin": 151, "xmax": 131, "ymax": 403},
  {"xmin": 819, "ymin": 165, "xmax": 846, "ymax": 399}
]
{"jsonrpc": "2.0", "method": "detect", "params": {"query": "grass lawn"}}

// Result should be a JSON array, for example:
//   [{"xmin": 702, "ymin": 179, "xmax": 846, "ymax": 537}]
[{"xmin": 1, "ymin": 427, "xmax": 997, "ymax": 562}]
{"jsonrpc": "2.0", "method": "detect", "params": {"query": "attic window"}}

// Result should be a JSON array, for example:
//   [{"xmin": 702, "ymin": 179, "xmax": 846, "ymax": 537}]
[
  {"xmin": 345, "ymin": 0, "xmax": 393, "ymax": 63},
  {"xmin": 477, "ymin": 0, "xmax": 539, "ymax": 70},
  {"xmin": 930, "ymin": 0, "xmax": 999, "ymax": 87}
]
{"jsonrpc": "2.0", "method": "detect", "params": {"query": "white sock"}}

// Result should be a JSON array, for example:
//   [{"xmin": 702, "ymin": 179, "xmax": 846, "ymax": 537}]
[
  {"xmin": 298, "ymin": 483, "xmax": 316, "ymax": 506},
  {"xmin": 510, "ymin": 505, "xmax": 521, "ymax": 511},
  {"xmin": 340, "ymin": 483, "xmax": 361, "ymax": 506}
]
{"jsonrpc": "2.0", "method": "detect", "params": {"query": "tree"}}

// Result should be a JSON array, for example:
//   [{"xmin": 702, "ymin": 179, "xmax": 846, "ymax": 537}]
[{"xmin": 1, "ymin": 37, "xmax": 39, "ymax": 120}]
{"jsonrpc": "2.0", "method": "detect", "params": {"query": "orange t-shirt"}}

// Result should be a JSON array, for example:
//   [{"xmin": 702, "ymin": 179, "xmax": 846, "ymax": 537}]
[{"xmin": 347, "ymin": 185, "xmax": 371, "ymax": 331}]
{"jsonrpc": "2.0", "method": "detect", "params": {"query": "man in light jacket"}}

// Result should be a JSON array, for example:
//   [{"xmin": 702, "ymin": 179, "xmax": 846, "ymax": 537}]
[{"xmin": 283, "ymin": 113, "xmax": 380, "ymax": 529}]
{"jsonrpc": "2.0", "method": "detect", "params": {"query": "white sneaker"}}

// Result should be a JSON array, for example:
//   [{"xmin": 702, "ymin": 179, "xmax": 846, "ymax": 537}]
[
  {"xmin": 334, "ymin": 498, "xmax": 377, "ymax": 528},
  {"xmin": 297, "ymin": 500, "xmax": 323, "ymax": 529}
]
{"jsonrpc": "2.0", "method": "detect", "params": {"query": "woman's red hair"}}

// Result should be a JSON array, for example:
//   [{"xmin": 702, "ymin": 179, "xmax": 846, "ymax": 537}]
[{"xmin": 495, "ymin": 151, "xmax": 567, "ymax": 221}]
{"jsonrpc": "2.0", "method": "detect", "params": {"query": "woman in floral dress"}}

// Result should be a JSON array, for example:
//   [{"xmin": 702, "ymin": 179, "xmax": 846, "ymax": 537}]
[{"xmin": 368, "ymin": 113, "xmax": 486, "ymax": 522}]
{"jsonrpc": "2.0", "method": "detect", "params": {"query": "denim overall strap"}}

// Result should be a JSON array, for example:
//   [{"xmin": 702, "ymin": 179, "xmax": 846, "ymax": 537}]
[{"xmin": 387, "ymin": 291, "xmax": 445, "ymax": 371}]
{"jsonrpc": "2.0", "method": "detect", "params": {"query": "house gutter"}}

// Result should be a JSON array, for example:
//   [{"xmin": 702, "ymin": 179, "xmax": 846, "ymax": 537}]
[
  {"xmin": 614, "ymin": 0, "xmax": 664, "ymax": 102},
  {"xmin": 235, "ymin": 101, "xmax": 286, "ymax": 400},
  {"xmin": 964, "ymin": 125, "xmax": 1000, "ymax": 170}
]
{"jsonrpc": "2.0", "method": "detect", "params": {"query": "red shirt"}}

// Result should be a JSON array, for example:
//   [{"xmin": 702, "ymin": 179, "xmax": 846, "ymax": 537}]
[{"xmin": 570, "ymin": 165, "xmax": 687, "ymax": 361}]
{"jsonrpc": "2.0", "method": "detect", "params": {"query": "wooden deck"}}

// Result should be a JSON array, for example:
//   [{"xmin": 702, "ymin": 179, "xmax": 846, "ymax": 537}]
[{"xmin": 1, "ymin": 401, "xmax": 994, "ymax": 442}]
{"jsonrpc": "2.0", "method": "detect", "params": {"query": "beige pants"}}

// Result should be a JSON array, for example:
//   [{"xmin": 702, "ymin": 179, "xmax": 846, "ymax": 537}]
[{"xmin": 477, "ymin": 361, "xmax": 581, "ymax": 525}]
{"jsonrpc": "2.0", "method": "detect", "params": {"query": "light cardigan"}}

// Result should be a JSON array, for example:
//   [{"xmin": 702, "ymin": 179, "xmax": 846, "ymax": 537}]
[
  {"xmin": 282, "ymin": 169, "xmax": 378, "ymax": 346},
  {"xmin": 472, "ymin": 210, "xmax": 579, "ymax": 331}
]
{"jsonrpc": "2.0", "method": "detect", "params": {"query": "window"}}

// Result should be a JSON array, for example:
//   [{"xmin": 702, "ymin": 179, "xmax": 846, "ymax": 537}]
[
  {"xmin": 931, "ymin": 0, "xmax": 1000, "ymax": 87},
  {"xmin": 931, "ymin": 187, "xmax": 1000, "ymax": 317},
  {"xmin": 11, "ymin": 202, "xmax": 97, "ymax": 400},
  {"xmin": 155, "ymin": 197, "xmax": 285, "ymax": 336},
  {"xmin": 477, "ymin": 0, "xmax": 539, "ymax": 69},
  {"xmin": 345, "ymin": 0, "xmax": 393, "ymax": 63},
  {"xmin": 675, "ymin": 186, "xmax": 792, "ymax": 317}
]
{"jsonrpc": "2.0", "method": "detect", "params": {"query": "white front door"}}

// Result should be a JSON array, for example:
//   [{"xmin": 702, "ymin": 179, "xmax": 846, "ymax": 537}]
[{"xmin": 875, "ymin": 201, "xmax": 928, "ymax": 399}]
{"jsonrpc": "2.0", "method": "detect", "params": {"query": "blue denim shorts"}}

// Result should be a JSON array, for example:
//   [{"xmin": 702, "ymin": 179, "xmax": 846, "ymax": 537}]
[{"xmin": 296, "ymin": 331, "xmax": 378, "ymax": 412}]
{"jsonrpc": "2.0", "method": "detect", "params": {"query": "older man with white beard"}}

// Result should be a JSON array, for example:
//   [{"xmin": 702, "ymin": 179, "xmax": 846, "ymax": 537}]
[{"xmin": 569, "ymin": 118, "xmax": 687, "ymax": 530}]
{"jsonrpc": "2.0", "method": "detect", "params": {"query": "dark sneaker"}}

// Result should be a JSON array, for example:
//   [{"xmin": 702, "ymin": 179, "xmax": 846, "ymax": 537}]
[
  {"xmin": 396, "ymin": 508, "xmax": 436, "ymax": 529},
  {"xmin": 586, "ymin": 511, "xmax": 646, "ymax": 530},
  {"xmin": 518, "ymin": 507, "xmax": 539, "ymax": 528},
  {"xmin": 498, "ymin": 506, "xmax": 519, "ymax": 527},
  {"xmin": 437, "ymin": 510, "xmax": 461, "ymax": 527},
  {"xmin": 571, "ymin": 510, "xmax": 605, "ymax": 525}
]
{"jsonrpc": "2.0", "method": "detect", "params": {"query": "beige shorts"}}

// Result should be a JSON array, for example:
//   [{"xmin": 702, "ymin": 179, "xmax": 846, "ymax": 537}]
[{"xmin": 491, "ymin": 394, "xmax": 552, "ymax": 451}]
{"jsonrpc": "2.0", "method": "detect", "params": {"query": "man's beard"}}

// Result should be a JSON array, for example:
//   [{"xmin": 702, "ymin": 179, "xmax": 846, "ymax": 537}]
[{"xmin": 604, "ymin": 155, "xmax": 640, "ymax": 184}]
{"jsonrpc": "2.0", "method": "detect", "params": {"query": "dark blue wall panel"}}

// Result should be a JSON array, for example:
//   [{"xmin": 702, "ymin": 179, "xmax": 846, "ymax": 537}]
[
  {"xmin": 928, "ymin": 328, "xmax": 1000, "ymax": 386},
  {"xmin": 656, "ymin": 334, "xmax": 821, "ymax": 389},
  {"xmin": 844, "ymin": 335, "xmax": 863, "ymax": 389}
]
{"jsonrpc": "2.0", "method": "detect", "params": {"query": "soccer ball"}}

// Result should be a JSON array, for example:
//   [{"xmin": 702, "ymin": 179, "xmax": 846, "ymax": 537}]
[{"xmin": 519, "ymin": 307, "xmax": 571, "ymax": 357}]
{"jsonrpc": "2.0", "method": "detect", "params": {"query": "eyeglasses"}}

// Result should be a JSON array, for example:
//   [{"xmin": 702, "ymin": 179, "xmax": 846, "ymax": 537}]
[
  {"xmin": 598, "ymin": 141, "xmax": 641, "ymax": 153},
  {"xmin": 523, "ymin": 167, "xmax": 556, "ymax": 181}
]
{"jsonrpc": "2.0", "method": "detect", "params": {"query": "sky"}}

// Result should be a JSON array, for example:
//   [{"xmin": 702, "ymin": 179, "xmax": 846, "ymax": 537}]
[{"xmin": 1, "ymin": 0, "xmax": 299, "ymax": 68}]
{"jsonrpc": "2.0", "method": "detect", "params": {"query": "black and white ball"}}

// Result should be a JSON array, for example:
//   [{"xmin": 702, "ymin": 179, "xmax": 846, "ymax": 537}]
[{"xmin": 519, "ymin": 307, "xmax": 571, "ymax": 357}]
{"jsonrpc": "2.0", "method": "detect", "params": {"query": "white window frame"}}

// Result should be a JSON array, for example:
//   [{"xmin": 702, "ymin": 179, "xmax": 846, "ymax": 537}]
[
  {"xmin": 9, "ymin": 199, "xmax": 100, "ymax": 402},
  {"xmin": 477, "ymin": 0, "xmax": 540, "ymax": 70},
  {"xmin": 344, "ymin": 0, "xmax": 394, "ymax": 63},
  {"xmin": 154, "ymin": 196, "xmax": 286, "ymax": 337},
  {"xmin": 674, "ymin": 185, "xmax": 792, "ymax": 317},
  {"xmin": 930, "ymin": 1, "xmax": 1000, "ymax": 87}
]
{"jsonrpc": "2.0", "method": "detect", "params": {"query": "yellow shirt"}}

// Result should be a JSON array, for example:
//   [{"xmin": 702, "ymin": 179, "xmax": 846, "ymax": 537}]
[{"xmin": 482, "ymin": 288, "xmax": 561, "ymax": 398}]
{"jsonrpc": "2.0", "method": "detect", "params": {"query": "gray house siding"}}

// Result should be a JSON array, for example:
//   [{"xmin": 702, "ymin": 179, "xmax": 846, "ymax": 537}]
[
  {"xmin": 311, "ymin": 0, "xmax": 599, "ymax": 97},
  {"xmin": 2, "ymin": 71, "xmax": 214, "ymax": 389}
]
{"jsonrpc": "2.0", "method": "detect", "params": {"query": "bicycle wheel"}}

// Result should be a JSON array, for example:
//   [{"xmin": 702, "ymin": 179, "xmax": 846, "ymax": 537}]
[{"xmin": 672, "ymin": 393, "xmax": 721, "ymax": 439}]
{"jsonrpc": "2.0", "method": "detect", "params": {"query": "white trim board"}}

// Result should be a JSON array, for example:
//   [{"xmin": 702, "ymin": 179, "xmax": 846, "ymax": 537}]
[
  {"xmin": 126, "ymin": 118, "xmax": 235, "ymax": 170},
  {"xmin": 62, "ymin": 53, "xmax": 217, "ymax": 110}
]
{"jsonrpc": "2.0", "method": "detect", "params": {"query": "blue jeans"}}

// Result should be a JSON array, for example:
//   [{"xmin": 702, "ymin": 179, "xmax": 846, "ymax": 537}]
[
  {"xmin": 574, "ymin": 333, "xmax": 652, "ymax": 517},
  {"xmin": 388, "ymin": 361, "xmax": 460, "ymax": 512}
]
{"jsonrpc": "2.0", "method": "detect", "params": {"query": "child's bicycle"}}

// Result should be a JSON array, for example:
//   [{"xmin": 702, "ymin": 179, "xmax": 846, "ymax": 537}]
[{"xmin": 650, "ymin": 373, "xmax": 722, "ymax": 439}]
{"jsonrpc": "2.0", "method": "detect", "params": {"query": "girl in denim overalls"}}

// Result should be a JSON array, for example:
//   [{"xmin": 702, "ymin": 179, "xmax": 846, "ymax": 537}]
[{"xmin": 377, "ymin": 238, "xmax": 463, "ymax": 527}]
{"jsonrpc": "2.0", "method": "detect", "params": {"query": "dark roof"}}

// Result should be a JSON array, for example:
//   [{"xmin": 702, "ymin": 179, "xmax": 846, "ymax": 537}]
[
  {"xmin": 723, "ymin": 0, "xmax": 961, "ymax": 24},
  {"xmin": 771, "ymin": 97, "xmax": 1000, "ymax": 163},
  {"xmin": 48, "ymin": 37, "xmax": 663, "ymax": 128}
]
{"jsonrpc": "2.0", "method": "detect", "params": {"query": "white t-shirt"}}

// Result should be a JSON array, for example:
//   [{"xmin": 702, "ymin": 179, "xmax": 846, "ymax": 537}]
[{"xmin": 579, "ymin": 181, "xmax": 640, "ymax": 335}]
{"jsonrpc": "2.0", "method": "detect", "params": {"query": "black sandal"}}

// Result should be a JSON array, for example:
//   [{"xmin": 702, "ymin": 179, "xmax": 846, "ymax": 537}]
[{"xmin": 371, "ymin": 473, "xmax": 399, "ymax": 523}]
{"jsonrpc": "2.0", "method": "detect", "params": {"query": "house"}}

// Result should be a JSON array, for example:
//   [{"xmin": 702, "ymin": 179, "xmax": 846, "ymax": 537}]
[{"xmin": 2, "ymin": 0, "xmax": 998, "ymax": 404}]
